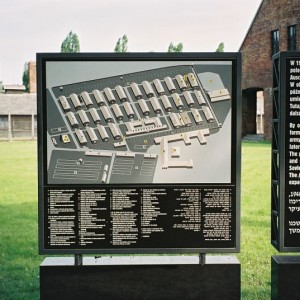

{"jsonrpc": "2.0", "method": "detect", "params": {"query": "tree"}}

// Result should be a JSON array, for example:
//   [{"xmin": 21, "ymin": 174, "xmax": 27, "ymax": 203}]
[
  {"xmin": 114, "ymin": 35, "xmax": 128, "ymax": 52},
  {"xmin": 0, "ymin": 81, "xmax": 3, "ymax": 93},
  {"xmin": 216, "ymin": 42, "xmax": 224, "ymax": 52},
  {"xmin": 22, "ymin": 62, "xmax": 29, "ymax": 92},
  {"xmin": 61, "ymin": 31, "xmax": 80, "ymax": 53},
  {"xmin": 168, "ymin": 42, "xmax": 183, "ymax": 52}
]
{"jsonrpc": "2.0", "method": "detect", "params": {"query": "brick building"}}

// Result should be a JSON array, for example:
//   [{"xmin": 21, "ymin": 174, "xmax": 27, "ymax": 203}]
[
  {"xmin": 240, "ymin": 0, "xmax": 300, "ymax": 140},
  {"xmin": 29, "ymin": 61, "xmax": 36, "ymax": 93}
]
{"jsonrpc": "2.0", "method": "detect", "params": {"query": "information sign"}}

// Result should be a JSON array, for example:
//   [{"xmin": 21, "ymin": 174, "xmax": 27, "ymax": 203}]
[
  {"xmin": 37, "ymin": 53, "xmax": 241, "ymax": 254},
  {"xmin": 272, "ymin": 51, "xmax": 300, "ymax": 251}
]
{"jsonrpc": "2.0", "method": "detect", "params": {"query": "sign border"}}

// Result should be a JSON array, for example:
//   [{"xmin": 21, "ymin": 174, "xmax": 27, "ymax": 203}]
[{"xmin": 37, "ymin": 52, "xmax": 241, "ymax": 255}]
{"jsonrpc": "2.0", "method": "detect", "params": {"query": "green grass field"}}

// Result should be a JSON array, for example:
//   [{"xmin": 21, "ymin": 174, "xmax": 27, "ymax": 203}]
[
  {"xmin": 0, "ymin": 141, "xmax": 281, "ymax": 299},
  {"xmin": 238, "ymin": 141, "xmax": 277, "ymax": 299},
  {"xmin": 0, "ymin": 141, "xmax": 41, "ymax": 300}
]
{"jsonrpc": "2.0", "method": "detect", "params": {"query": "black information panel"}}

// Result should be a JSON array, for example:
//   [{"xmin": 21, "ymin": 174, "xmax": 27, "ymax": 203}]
[
  {"xmin": 272, "ymin": 51, "xmax": 300, "ymax": 251},
  {"xmin": 44, "ymin": 186, "xmax": 235, "ymax": 250},
  {"xmin": 37, "ymin": 53, "xmax": 241, "ymax": 254}
]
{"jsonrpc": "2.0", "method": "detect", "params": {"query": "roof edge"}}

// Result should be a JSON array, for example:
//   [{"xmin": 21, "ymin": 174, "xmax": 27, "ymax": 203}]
[{"xmin": 239, "ymin": 0, "xmax": 264, "ymax": 51}]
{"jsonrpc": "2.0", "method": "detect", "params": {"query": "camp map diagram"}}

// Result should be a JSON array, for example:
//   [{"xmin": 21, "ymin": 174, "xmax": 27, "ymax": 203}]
[{"xmin": 46, "ymin": 63, "xmax": 232, "ymax": 185}]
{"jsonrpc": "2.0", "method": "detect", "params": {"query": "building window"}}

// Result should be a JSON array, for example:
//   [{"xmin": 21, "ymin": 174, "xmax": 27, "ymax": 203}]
[
  {"xmin": 0, "ymin": 116, "xmax": 8, "ymax": 128},
  {"xmin": 288, "ymin": 25, "xmax": 297, "ymax": 50},
  {"xmin": 271, "ymin": 30, "xmax": 280, "ymax": 56}
]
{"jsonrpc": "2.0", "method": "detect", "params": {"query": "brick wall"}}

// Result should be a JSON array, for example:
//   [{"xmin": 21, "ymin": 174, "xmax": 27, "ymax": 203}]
[
  {"xmin": 241, "ymin": 0, "xmax": 300, "ymax": 90},
  {"xmin": 29, "ymin": 61, "xmax": 36, "ymax": 94},
  {"xmin": 240, "ymin": 0, "xmax": 300, "ymax": 140},
  {"xmin": 263, "ymin": 87, "xmax": 273, "ymax": 140}
]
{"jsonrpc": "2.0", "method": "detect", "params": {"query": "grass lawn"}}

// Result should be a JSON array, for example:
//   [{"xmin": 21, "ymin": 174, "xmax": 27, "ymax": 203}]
[
  {"xmin": 0, "ymin": 140, "xmax": 283, "ymax": 299},
  {"xmin": 237, "ymin": 141, "xmax": 279, "ymax": 299},
  {"xmin": 0, "ymin": 141, "xmax": 42, "ymax": 300}
]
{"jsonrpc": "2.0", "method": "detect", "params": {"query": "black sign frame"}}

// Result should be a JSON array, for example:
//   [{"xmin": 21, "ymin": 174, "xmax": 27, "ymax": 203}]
[
  {"xmin": 272, "ymin": 51, "xmax": 300, "ymax": 252},
  {"xmin": 37, "ymin": 52, "xmax": 241, "ymax": 254}
]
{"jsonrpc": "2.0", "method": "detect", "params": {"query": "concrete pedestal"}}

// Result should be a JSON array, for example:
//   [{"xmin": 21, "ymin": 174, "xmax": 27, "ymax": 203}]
[
  {"xmin": 272, "ymin": 255, "xmax": 300, "ymax": 300},
  {"xmin": 40, "ymin": 255, "xmax": 240, "ymax": 300}
]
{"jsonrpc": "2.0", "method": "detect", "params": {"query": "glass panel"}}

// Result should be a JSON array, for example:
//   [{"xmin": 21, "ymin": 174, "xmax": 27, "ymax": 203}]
[
  {"xmin": 271, "ymin": 30, "xmax": 280, "ymax": 56},
  {"xmin": 288, "ymin": 25, "xmax": 297, "ymax": 51}
]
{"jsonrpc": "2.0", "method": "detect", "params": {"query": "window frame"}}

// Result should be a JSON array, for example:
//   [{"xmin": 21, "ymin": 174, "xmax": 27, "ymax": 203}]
[
  {"xmin": 271, "ymin": 30, "xmax": 280, "ymax": 56},
  {"xmin": 0, "ymin": 115, "xmax": 8, "ymax": 129},
  {"xmin": 287, "ymin": 25, "xmax": 297, "ymax": 51}
]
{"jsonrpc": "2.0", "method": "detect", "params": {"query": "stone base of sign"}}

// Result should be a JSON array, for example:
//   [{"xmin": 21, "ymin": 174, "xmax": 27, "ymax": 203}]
[
  {"xmin": 40, "ymin": 255, "xmax": 240, "ymax": 300},
  {"xmin": 272, "ymin": 255, "xmax": 300, "ymax": 299}
]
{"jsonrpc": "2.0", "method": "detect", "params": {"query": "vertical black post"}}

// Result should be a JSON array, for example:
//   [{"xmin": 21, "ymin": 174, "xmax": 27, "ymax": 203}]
[
  {"xmin": 199, "ymin": 253, "xmax": 206, "ymax": 266},
  {"xmin": 75, "ymin": 254, "xmax": 83, "ymax": 266}
]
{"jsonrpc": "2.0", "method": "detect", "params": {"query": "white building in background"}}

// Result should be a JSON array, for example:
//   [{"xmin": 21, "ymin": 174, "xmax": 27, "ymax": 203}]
[
  {"xmin": 256, "ymin": 91, "xmax": 264, "ymax": 135},
  {"xmin": 3, "ymin": 84, "xmax": 26, "ymax": 94},
  {"xmin": 0, "ymin": 61, "xmax": 37, "ymax": 141},
  {"xmin": 0, "ymin": 93, "xmax": 37, "ymax": 140}
]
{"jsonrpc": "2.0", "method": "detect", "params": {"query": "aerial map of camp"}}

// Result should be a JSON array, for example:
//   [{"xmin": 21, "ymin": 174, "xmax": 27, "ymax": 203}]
[{"xmin": 46, "ymin": 63, "xmax": 232, "ymax": 185}]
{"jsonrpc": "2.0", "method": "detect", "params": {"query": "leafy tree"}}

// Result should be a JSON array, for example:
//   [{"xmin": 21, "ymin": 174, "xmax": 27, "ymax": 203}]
[
  {"xmin": 168, "ymin": 42, "xmax": 183, "ymax": 52},
  {"xmin": 216, "ymin": 42, "xmax": 224, "ymax": 52},
  {"xmin": 114, "ymin": 35, "xmax": 128, "ymax": 52},
  {"xmin": 0, "ymin": 81, "xmax": 3, "ymax": 93},
  {"xmin": 22, "ymin": 62, "xmax": 29, "ymax": 92},
  {"xmin": 61, "ymin": 31, "xmax": 80, "ymax": 53}
]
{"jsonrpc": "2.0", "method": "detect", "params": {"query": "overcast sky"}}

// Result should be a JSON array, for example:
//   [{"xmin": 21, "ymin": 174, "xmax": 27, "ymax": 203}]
[{"xmin": 0, "ymin": 0, "xmax": 262, "ymax": 85}]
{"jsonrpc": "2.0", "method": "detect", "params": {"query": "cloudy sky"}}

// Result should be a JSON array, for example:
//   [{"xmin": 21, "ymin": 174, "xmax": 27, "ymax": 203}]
[{"xmin": 0, "ymin": 0, "xmax": 261, "ymax": 84}]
